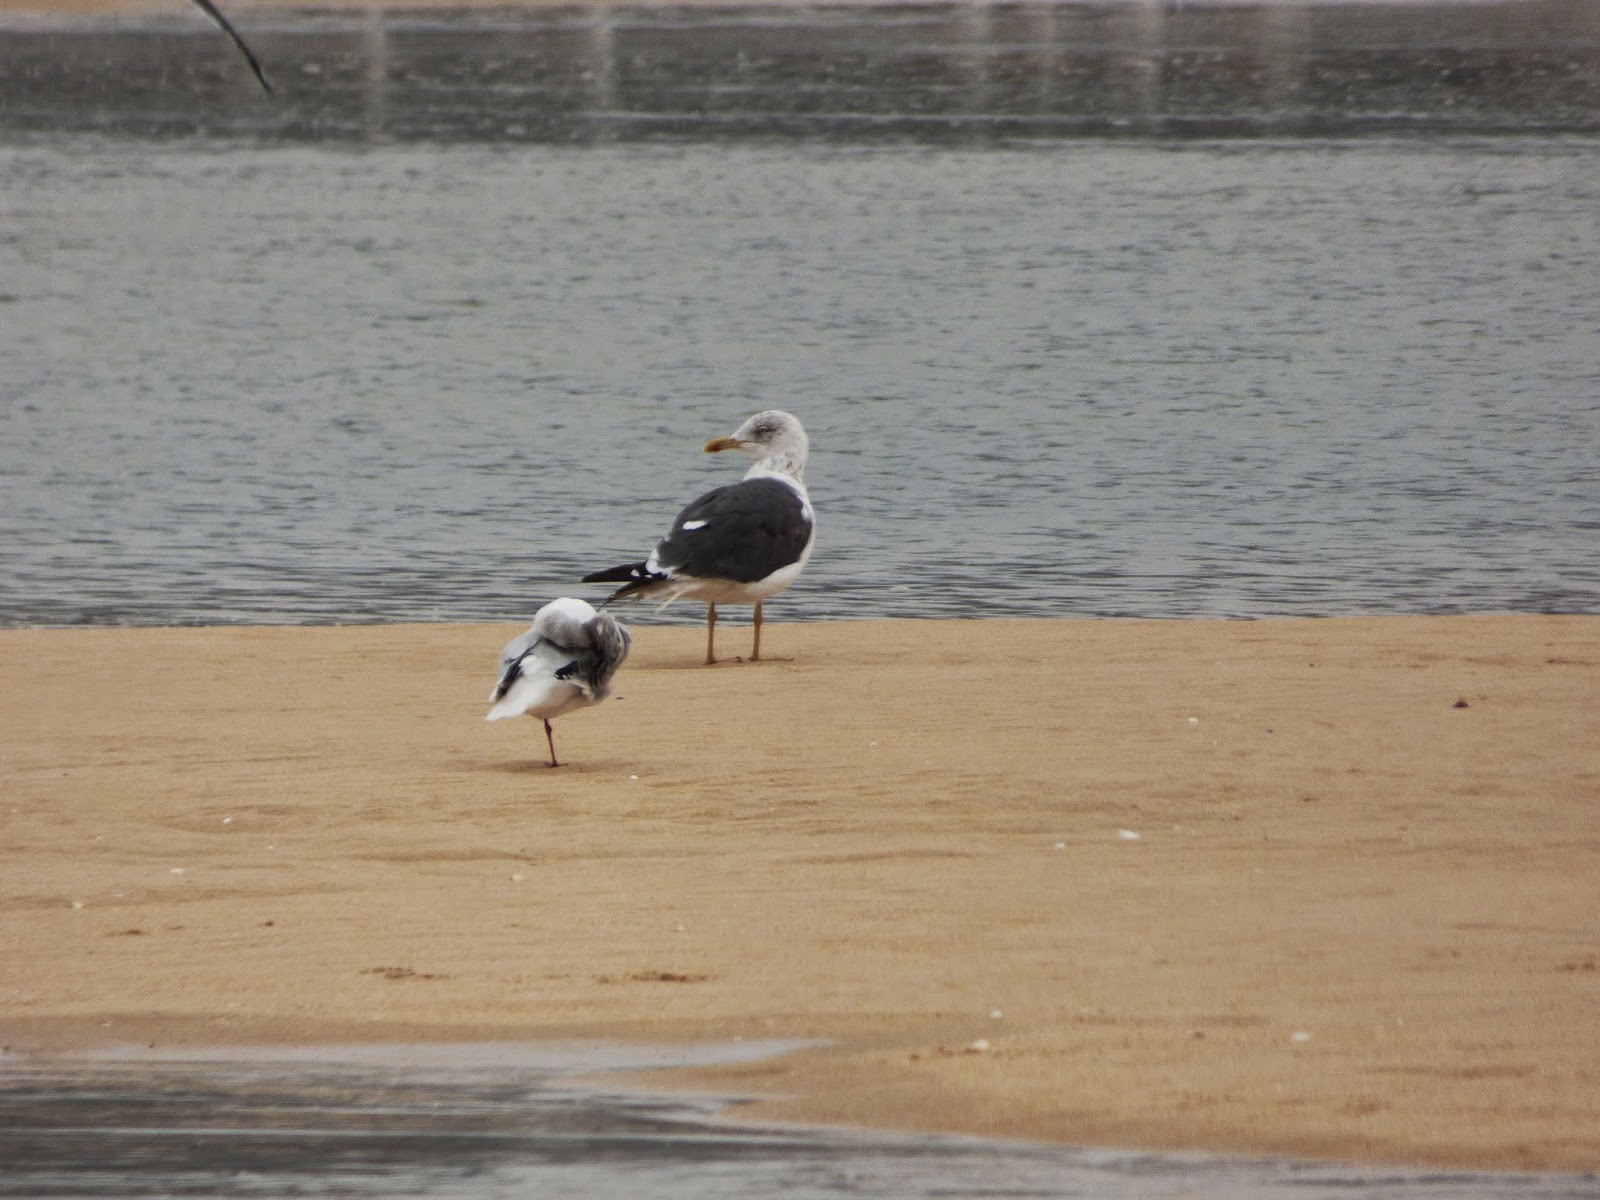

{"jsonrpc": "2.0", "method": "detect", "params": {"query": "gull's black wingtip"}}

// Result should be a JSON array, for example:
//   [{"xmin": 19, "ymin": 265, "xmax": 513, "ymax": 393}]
[
  {"xmin": 187, "ymin": 0, "xmax": 274, "ymax": 95},
  {"xmin": 581, "ymin": 562, "xmax": 645, "ymax": 585}
]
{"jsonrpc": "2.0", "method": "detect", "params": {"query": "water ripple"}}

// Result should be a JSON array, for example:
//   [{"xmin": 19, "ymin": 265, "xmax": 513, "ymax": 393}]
[{"xmin": 1, "ymin": 134, "xmax": 1597, "ymax": 626}]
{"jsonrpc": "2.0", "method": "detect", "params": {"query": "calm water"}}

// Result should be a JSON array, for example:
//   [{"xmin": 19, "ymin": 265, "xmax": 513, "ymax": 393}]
[
  {"xmin": 1, "ymin": 2, "xmax": 1599, "ymax": 628},
  {"xmin": 3, "ymin": 135, "xmax": 1596, "ymax": 626},
  {"xmin": 3, "ymin": 1044, "xmax": 1598, "ymax": 1200},
  {"xmin": 3, "ymin": 4, "xmax": 1600, "ymax": 633}
]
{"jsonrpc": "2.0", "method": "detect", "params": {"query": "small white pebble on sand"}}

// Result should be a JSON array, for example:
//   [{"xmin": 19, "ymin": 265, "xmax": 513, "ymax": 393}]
[
  {"xmin": 966, "ymin": 1038, "xmax": 990, "ymax": 1053},
  {"xmin": 1187, "ymin": 717, "xmax": 1200, "ymax": 725},
  {"xmin": 71, "ymin": 901, "xmax": 84, "ymax": 910},
  {"xmin": 1291, "ymin": 1031, "xmax": 1312, "ymax": 1044},
  {"xmin": 510, "ymin": 873, "xmax": 525, "ymax": 882},
  {"xmin": 673, "ymin": 922, "xmax": 685, "ymax": 933},
  {"xmin": 1117, "ymin": 829, "xmax": 1141, "ymax": 841},
  {"xmin": 169, "ymin": 868, "xmax": 185, "ymax": 875},
  {"xmin": 222, "ymin": 818, "xmax": 233, "ymax": 825},
  {"xmin": 869, "ymin": 740, "xmax": 877, "ymax": 747},
  {"xmin": 989, "ymin": 1009, "xmax": 1003, "ymax": 1020},
  {"xmin": 1054, "ymin": 842, "xmax": 1066, "ymax": 850},
  {"xmin": 629, "ymin": 775, "xmax": 638, "ymax": 781}
]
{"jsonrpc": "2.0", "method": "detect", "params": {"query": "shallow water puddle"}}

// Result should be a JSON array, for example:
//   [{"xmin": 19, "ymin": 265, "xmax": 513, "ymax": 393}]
[{"xmin": 1, "ymin": 1042, "xmax": 1595, "ymax": 1199}]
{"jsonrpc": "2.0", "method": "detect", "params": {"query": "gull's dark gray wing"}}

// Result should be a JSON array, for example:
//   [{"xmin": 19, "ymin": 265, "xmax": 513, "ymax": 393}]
[{"xmin": 654, "ymin": 477, "xmax": 812, "ymax": 584}]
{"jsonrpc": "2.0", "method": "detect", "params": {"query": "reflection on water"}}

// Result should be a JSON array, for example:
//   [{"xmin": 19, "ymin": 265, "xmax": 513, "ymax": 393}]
[
  {"xmin": 1, "ymin": 0, "xmax": 1598, "ymax": 142},
  {"xmin": 2, "ymin": 1045, "xmax": 1597, "ymax": 1199}
]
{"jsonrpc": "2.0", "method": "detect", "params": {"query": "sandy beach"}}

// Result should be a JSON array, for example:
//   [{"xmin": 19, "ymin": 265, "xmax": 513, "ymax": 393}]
[{"xmin": 2, "ymin": 614, "xmax": 1597, "ymax": 1170}]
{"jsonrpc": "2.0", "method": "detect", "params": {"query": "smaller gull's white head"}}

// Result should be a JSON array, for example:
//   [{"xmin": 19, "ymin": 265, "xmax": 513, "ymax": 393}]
[
  {"xmin": 705, "ymin": 410, "xmax": 809, "ymax": 483},
  {"xmin": 532, "ymin": 596, "xmax": 600, "ymax": 640}
]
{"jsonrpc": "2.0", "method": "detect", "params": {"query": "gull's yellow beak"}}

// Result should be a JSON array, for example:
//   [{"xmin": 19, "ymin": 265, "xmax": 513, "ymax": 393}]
[{"xmin": 704, "ymin": 436, "xmax": 744, "ymax": 453}]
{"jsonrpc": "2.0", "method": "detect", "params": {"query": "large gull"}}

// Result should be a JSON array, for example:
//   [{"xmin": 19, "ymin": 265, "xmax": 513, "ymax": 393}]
[
  {"xmin": 582, "ymin": 410, "xmax": 815, "ymax": 665},
  {"xmin": 486, "ymin": 597, "xmax": 631, "ymax": 767}
]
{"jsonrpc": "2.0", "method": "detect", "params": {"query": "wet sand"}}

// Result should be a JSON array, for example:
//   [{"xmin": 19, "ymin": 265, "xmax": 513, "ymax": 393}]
[{"xmin": 3, "ymin": 615, "xmax": 1598, "ymax": 1171}]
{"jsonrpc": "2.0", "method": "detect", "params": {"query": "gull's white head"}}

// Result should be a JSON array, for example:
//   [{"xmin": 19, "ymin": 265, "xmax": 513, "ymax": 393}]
[
  {"xmin": 532, "ymin": 596, "xmax": 599, "ymax": 633},
  {"xmin": 704, "ymin": 410, "xmax": 809, "ymax": 483}
]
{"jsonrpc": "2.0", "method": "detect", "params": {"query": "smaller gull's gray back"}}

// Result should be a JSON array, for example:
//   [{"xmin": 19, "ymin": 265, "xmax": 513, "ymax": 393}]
[{"xmin": 572, "ymin": 612, "xmax": 631, "ymax": 702}]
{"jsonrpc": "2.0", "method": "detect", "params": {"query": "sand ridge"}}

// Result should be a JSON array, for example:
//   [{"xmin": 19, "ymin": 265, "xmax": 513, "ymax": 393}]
[{"xmin": 2, "ymin": 615, "xmax": 1598, "ymax": 1170}]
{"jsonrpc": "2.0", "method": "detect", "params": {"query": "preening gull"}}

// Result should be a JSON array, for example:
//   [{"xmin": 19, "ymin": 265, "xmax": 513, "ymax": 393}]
[
  {"xmin": 582, "ymin": 410, "xmax": 815, "ymax": 665},
  {"xmin": 486, "ymin": 597, "xmax": 631, "ymax": 767}
]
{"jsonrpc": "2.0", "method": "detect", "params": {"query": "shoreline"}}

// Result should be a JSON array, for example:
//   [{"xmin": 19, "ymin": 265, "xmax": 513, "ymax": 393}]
[
  {"xmin": 6, "ymin": 0, "xmax": 964, "ymax": 16},
  {"xmin": 0, "ymin": 0, "xmax": 1570, "ymax": 16},
  {"xmin": 4, "ymin": 615, "xmax": 1598, "ymax": 1171}
]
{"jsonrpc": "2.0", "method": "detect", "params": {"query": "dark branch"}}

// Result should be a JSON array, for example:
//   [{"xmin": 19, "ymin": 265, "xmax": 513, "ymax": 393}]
[{"xmin": 187, "ymin": 0, "xmax": 274, "ymax": 95}]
